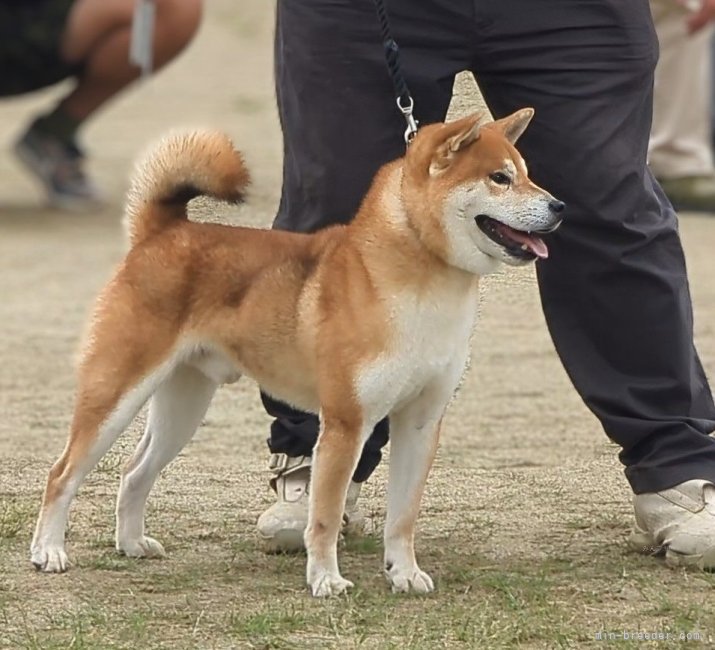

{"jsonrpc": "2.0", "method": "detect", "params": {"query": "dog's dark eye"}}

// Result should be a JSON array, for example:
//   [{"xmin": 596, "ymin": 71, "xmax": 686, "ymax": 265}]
[{"xmin": 489, "ymin": 172, "xmax": 511, "ymax": 186}]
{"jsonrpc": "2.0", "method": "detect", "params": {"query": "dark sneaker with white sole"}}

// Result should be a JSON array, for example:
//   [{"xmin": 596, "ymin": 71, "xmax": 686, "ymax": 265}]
[{"xmin": 14, "ymin": 127, "xmax": 103, "ymax": 211}]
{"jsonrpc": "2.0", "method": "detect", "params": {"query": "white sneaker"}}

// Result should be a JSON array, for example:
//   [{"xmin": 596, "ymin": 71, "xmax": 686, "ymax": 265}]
[
  {"xmin": 256, "ymin": 453, "xmax": 365, "ymax": 553},
  {"xmin": 628, "ymin": 479, "xmax": 715, "ymax": 569}
]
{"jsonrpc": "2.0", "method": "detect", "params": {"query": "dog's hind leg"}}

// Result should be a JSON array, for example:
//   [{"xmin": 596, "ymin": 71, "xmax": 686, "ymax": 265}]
[
  {"xmin": 115, "ymin": 363, "xmax": 217, "ymax": 559},
  {"xmin": 30, "ymin": 354, "xmax": 173, "ymax": 573}
]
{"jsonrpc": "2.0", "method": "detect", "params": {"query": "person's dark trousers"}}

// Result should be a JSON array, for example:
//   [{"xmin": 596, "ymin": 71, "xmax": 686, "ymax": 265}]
[
  {"xmin": 266, "ymin": 0, "xmax": 715, "ymax": 494},
  {"xmin": 262, "ymin": 393, "xmax": 389, "ymax": 482}
]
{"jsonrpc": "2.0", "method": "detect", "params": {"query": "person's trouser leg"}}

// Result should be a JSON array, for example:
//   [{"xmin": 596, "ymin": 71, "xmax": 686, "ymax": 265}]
[
  {"xmin": 648, "ymin": 0, "xmax": 714, "ymax": 178},
  {"xmin": 472, "ymin": 0, "xmax": 715, "ymax": 493},
  {"xmin": 266, "ymin": 0, "xmax": 472, "ymax": 480},
  {"xmin": 711, "ymin": 32, "xmax": 715, "ymax": 150}
]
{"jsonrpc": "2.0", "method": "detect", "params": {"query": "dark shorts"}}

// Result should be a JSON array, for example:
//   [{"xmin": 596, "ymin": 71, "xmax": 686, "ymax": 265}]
[{"xmin": 0, "ymin": 0, "xmax": 80, "ymax": 97}]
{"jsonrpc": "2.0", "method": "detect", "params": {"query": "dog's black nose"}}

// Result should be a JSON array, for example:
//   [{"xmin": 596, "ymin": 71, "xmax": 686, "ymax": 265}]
[{"xmin": 549, "ymin": 200, "xmax": 566, "ymax": 214}]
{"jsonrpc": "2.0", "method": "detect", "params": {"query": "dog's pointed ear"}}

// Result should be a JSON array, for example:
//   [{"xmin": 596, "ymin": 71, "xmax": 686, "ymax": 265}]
[
  {"xmin": 446, "ymin": 112, "xmax": 484, "ymax": 152},
  {"xmin": 491, "ymin": 108, "xmax": 534, "ymax": 144},
  {"xmin": 430, "ymin": 113, "xmax": 487, "ymax": 175}
]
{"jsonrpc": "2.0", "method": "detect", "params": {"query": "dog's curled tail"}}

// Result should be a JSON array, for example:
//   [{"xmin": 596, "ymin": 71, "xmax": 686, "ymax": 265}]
[{"xmin": 124, "ymin": 129, "xmax": 250, "ymax": 246}]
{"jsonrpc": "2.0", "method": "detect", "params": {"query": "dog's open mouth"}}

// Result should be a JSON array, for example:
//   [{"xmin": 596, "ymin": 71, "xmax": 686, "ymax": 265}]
[{"xmin": 475, "ymin": 215, "xmax": 549, "ymax": 260}]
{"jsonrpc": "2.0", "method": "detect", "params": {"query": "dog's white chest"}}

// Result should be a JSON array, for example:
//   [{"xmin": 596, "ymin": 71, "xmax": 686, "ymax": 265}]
[{"xmin": 356, "ymin": 281, "xmax": 478, "ymax": 419}]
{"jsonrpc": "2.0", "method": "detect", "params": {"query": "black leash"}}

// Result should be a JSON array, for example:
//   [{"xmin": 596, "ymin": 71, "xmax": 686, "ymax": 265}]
[{"xmin": 373, "ymin": 0, "xmax": 418, "ymax": 145}]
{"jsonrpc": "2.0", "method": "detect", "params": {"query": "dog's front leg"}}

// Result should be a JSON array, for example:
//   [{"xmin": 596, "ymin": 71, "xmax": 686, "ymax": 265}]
[
  {"xmin": 305, "ymin": 411, "xmax": 367, "ymax": 597},
  {"xmin": 383, "ymin": 378, "xmax": 456, "ymax": 594}
]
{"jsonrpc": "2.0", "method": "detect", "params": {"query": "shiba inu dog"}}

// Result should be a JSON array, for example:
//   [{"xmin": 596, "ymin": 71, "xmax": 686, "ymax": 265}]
[{"xmin": 30, "ymin": 109, "xmax": 563, "ymax": 596}]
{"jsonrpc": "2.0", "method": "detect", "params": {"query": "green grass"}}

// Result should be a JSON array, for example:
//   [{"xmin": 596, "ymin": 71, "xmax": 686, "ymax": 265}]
[
  {"xmin": 343, "ymin": 535, "xmax": 382, "ymax": 556},
  {"xmin": 228, "ymin": 603, "xmax": 313, "ymax": 647},
  {"xmin": 0, "ymin": 498, "xmax": 35, "ymax": 541},
  {"xmin": 2, "ymin": 526, "xmax": 714, "ymax": 649}
]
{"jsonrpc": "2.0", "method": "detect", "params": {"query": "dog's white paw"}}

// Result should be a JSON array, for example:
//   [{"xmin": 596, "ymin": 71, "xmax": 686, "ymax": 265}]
[
  {"xmin": 385, "ymin": 563, "xmax": 434, "ymax": 594},
  {"xmin": 117, "ymin": 535, "xmax": 166, "ymax": 559},
  {"xmin": 309, "ymin": 571, "xmax": 354, "ymax": 598},
  {"xmin": 31, "ymin": 544, "xmax": 70, "ymax": 573}
]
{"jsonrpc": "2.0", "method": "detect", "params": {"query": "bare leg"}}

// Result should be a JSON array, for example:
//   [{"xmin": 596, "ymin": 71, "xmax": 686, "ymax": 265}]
[
  {"xmin": 15, "ymin": 0, "xmax": 202, "ymax": 205},
  {"xmin": 58, "ymin": 0, "xmax": 202, "ymax": 122},
  {"xmin": 116, "ymin": 363, "xmax": 217, "ymax": 558}
]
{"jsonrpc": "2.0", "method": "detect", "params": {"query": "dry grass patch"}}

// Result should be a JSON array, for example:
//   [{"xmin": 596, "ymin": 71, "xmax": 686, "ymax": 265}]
[{"xmin": 2, "ymin": 522, "xmax": 714, "ymax": 649}]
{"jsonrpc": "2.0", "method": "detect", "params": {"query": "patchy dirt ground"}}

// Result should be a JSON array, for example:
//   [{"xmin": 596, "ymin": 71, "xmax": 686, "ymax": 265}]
[{"xmin": 2, "ymin": 2, "xmax": 715, "ymax": 648}]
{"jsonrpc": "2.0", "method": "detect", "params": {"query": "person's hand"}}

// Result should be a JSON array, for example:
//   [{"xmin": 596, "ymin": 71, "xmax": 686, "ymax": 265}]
[{"xmin": 677, "ymin": 0, "xmax": 715, "ymax": 34}]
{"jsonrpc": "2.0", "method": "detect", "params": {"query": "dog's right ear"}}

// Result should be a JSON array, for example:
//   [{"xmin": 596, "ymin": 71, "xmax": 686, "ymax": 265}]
[{"xmin": 430, "ymin": 113, "xmax": 487, "ymax": 175}]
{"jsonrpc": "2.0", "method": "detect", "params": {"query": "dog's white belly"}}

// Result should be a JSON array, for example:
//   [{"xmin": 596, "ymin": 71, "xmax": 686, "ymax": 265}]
[
  {"xmin": 186, "ymin": 344, "xmax": 320, "ymax": 413},
  {"xmin": 186, "ymin": 346, "xmax": 241, "ymax": 384}
]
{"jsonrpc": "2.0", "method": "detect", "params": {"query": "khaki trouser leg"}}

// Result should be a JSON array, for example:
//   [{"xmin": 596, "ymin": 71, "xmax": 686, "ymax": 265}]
[{"xmin": 649, "ymin": 0, "xmax": 715, "ymax": 178}]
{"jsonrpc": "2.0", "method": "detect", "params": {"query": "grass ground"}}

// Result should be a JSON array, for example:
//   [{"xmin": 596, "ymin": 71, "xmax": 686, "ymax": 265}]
[{"xmin": 1, "ymin": 1, "xmax": 715, "ymax": 648}]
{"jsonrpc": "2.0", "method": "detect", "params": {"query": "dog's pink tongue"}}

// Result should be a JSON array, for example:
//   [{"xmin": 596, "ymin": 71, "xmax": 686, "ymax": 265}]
[{"xmin": 497, "ymin": 224, "xmax": 549, "ymax": 259}]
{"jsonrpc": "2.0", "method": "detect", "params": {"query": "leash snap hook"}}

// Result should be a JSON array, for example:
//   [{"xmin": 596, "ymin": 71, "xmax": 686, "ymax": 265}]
[{"xmin": 397, "ymin": 96, "xmax": 418, "ymax": 145}]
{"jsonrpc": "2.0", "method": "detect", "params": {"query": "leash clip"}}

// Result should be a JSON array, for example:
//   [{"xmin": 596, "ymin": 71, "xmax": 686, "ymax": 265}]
[{"xmin": 397, "ymin": 96, "xmax": 418, "ymax": 145}]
